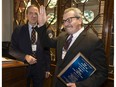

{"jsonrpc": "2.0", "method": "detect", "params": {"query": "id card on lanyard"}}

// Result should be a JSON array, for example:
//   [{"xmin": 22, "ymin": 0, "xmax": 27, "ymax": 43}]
[
  {"xmin": 31, "ymin": 32, "xmax": 38, "ymax": 52},
  {"xmin": 32, "ymin": 44, "xmax": 37, "ymax": 51}
]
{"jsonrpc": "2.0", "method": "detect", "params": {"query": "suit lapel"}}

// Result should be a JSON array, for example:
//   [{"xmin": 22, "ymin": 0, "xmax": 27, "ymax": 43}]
[
  {"xmin": 67, "ymin": 30, "xmax": 86, "ymax": 54},
  {"xmin": 57, "ymin": 33, "xmax": 68, "ymax": 66},
  {"xmin": 22, "ymin": 24, "xmax": 32, "ymax": 52},
  {"xmin": 60, "ymin": 30, "xmax": 87, "ymax": 68},
  {"xmin": 60, "ymin": 34, "xmax": 68, "ymax": 50}
]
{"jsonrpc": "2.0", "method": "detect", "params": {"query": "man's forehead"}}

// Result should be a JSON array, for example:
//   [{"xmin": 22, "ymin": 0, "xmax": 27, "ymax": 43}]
[
  {"xmin": 28, "ymin": 7, "xmax": 38, "ymax": 11},
  {"xmin": 63, "ymin": 11, "xmax": 75, "ymax": 18}
]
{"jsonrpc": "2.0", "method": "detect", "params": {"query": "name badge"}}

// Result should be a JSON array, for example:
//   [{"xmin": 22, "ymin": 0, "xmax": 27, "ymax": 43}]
[
  {"xmin": 62, "ymin": 50, "xmax": 67, "ymax": 59},
  {"xmin": 32, "ymin": 44, "xmax": 37, "ymax": 51}
]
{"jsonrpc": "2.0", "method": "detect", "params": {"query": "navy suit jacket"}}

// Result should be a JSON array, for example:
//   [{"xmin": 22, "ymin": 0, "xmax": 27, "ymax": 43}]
[
  {"xmin": 41, "ymin": 25, "xmax": 108, "ymax": 87},
  {"xmin": 9, "ymin": 24, "xmax": 50, "ymax": 77}
]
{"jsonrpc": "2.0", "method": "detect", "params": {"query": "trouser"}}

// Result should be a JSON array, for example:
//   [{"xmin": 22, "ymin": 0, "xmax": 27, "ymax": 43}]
[
  {"xmin": 26, "ymin": 74, "xmax": 44, "ymax": 87},
  {"xmin": 26, "ymin": 65, "xmax": 45, "ymax": 87}
]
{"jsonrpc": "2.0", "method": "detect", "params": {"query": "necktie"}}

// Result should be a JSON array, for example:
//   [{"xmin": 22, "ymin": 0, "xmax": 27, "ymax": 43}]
[
  {"xmin": 31, "ymin": 27, "xmax": 36, "ymax": 58},
  {"xmin": 31, "ymin": 27, "xmax": 36, "ymax": 44},
  {"xmin": 63, "ymin": 35, "xmax": 73, "ymax": 51}
]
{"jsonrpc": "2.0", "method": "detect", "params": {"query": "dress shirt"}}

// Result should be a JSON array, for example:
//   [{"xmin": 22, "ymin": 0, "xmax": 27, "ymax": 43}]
[
  {"xmin": 28, "ymin": 23, "xmax": 38, "ymax": 44},
  {"xmin": 68, "ymin": 27, "xmax": 84, "ymax": 49},
  {"xmin": 62, "ymin": 27, "xmax": 84, "ymax": 59}
]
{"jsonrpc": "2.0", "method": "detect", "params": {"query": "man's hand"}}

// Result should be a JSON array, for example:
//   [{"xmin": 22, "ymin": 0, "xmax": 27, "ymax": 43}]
[
  {"xmin": 38, "ymin": 5, "xmax": 47, "ymax": 27},
  {"xmin": 25, "ymin": 55, "xmax": 37, "ymax": 64},
  {"xmin": 67, "ymin": 83, "xmax": 76, "ymax": 87},
  {"xmin": 45, "ymin": 71, "xmax": 52, "ymax": 78}
]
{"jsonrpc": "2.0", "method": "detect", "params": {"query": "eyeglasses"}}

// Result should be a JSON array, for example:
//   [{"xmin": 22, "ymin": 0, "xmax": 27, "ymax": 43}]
[{"xmin": 62, "ymin": 17, "xmax": 80, "ymax": 24}]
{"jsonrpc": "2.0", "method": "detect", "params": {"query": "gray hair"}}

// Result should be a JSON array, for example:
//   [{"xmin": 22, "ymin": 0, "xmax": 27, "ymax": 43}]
[
  {"xmin": 25, "ymin": 5, "xmax": 39, "ymax": 14},
  {"xmin": 64, "ymin": 7, "xmax": 83, "ymax": 19}
]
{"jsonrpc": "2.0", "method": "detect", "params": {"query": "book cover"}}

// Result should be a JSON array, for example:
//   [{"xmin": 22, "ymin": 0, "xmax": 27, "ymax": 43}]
[{"xmin": 57, "ymin": 52, "xmax": 96, "ymax": 85}]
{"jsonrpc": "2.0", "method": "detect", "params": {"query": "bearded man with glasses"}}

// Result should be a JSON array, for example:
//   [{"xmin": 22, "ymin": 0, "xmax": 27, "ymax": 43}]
[{"xmin": 36, "ymin": 7, "xmax": 108, "ymax": 87}]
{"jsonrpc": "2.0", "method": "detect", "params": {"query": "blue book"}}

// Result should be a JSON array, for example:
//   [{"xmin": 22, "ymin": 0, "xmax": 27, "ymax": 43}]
[{"xmin": 57, "ymin": 52, "xmax": 96, "ymax": 85}]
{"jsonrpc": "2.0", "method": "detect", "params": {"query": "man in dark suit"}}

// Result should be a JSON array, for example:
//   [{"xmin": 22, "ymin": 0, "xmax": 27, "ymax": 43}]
[
  {"xmin": 9, "ymin": 5, "xmax": 51, "ymax": 87},
  {"xmin": 38, "ymin": 7, "xmax": 108, "ymax": 87}
]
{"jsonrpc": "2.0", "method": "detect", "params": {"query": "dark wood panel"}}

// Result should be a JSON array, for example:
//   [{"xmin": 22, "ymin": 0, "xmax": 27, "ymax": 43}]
[{"xmin": 2, "ymin": 61, "xmax": 27, "ymax": 87}]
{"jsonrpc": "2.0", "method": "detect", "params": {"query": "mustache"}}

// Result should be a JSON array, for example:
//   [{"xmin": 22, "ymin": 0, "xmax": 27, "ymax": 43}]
[{"xmin": 64, "ymin": 25, "xmax": 72, "ymax": 28}]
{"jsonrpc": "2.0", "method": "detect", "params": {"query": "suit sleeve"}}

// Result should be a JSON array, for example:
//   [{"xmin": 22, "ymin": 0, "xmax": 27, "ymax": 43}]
[
  {"xmin": 44, "ymin": 47, "xmax": 51, "ymax": 71},
  {"xmin": 36, "ymin": 24, "xmax": 57, "ymax": 48},
  {"xmin": 76, "ymin": 39, "xmax": 108, "ymax": 87},
  {"xmin": 9, "ymin": 26, "xmax": 26, "ymax": 62}
]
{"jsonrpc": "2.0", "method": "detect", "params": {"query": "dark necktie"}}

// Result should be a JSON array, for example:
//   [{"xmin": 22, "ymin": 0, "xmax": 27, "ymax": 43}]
[
  {"xmin": 31, "ymin": 27, "xmax": 36, "ymax": 58},
  {"xmin": 63, "ymin": 35, "xmax": 73, "ymax": 51},
  {"xmin": 31, "ymin": 27, "xmax": 36, "ymax": 44}
]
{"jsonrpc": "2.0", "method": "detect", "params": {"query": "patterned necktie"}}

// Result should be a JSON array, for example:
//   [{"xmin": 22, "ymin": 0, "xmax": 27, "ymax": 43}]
[
  {"xmin": 63, "ymin": 35, "xmax": 73, "ymax": 51},
  {"xmin": 31, "ymin": 27, "xmax": 36, "ymax": 58},
  {"xmin": 31, "ymin": 27, "xmax": 36, "ymax": 44}
]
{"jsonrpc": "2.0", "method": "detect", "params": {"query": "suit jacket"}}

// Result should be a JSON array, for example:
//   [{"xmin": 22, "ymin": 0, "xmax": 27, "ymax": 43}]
[
  {"xmin": 42, "ymin": 25, "xmax": 108, "ymax": 87},
  {"xmin": 9, "ymin": 24, "xmax": 50, "ymax": 77}
]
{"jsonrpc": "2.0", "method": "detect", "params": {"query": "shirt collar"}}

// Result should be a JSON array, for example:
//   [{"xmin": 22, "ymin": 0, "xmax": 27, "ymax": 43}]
[
  {"xmin": 72, "ymin": 27, "xmax": 84, "ymax": 38},
  {"xmin": 28, "ymin": 23, "xmax": 37, "ymax": 28}
]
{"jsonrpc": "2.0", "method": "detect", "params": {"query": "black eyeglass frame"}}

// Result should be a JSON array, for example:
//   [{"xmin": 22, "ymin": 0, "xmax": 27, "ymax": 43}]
[{"xmin": 62, "ymin": 16, "xmax": 80, "ymax": 24}]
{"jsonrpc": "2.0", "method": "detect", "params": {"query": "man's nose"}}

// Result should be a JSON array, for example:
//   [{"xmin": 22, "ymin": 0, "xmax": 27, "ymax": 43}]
[
  {"xmin": 32, "ymin": 14, "xmax": 37, "ymax": 17},
  {"xmin": 63, "ymin": 21, "xmax": 69, "ymax": 26}
]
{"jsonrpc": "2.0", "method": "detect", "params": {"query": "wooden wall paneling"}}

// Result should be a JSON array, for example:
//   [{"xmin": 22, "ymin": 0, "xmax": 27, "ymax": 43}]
[
  {"xmin": 31, "ymin": 0, "xmax": 44, "ymax": 6},
  {"xmin": 57, "ymin": 0, "xmax": 71, "ymax": 35},
  {"xmin": 102, "ymin": 0, "xmax": 114, "ymax": 87},
  {"xmin": 2, "ymin": 61, "xmax": 28, "ymax": 87},
  {"xmin": 103, "ymin": 0, "xmax": 114, "ymax": 79}
]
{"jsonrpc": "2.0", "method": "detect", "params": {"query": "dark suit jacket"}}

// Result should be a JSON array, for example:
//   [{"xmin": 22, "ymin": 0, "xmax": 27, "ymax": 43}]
[
  {"xmin": 41, "ymin": 25, "xmax": 108, "ymax": 87},
  {"xmin": 9, "ymin": 24, "xmax": 50, "ymax": 78}
]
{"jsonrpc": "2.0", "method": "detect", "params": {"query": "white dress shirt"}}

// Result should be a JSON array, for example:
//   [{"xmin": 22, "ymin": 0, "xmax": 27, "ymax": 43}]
[{"xmin": 62, "ymin": 27, "xmax": 84, "ymax": 59}]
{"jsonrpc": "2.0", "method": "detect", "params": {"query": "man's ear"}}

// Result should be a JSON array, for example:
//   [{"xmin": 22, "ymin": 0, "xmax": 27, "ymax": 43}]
[{"xmin": 78, "ymin": 18, "xmax": 83, "ymax": 25}]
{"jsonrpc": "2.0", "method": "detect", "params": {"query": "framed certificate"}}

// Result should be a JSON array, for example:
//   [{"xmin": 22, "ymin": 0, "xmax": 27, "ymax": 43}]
[{"xmin": 57, "ymin": 52, "xmax": 96, "ymax": 85}]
